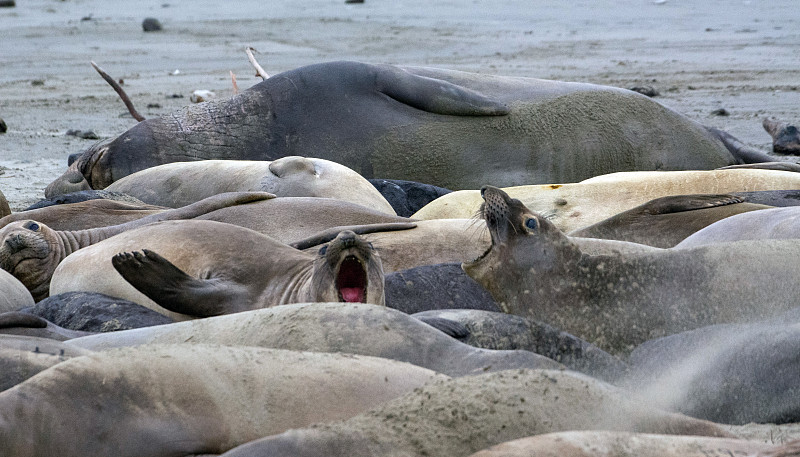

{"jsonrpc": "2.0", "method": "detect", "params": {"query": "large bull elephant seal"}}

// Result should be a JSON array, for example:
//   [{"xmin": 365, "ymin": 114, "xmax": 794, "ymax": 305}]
[
  {"xmin": 463, "ymin": 186, "xmax": 800, "ymax": 354},
  {"xmin": 217, "ymin": 369, "xmax": 731, "ymax": 457},
  {"xmin": 0, "ymin": 344, "xmax": 444, "ymax": 457},
  {"xmin": 46, "ymin": 61, "xmax": 771, "ymax": 196},
  {"xmin": 412, "ymin": 169, "xmax": 800, "ymax": 233},
  {"xmin": 50, "ymin": 221, "xmax": 385, "ymax": 320},
  {"xmin": 466, "ymin": 431, "xmax": 787, "ymax": 457},
  {"xmin": 105, "ymin": 157, "xmax": 396, "ymax": 214}
]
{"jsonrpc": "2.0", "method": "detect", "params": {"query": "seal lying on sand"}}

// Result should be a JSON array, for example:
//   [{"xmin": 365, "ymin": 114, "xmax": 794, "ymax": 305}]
[
  {"xmin": 467, "ymin": 431, "xmax": 792, "ymax": 457},
  {"xmin": 218, "ymin": 369, "xmax": 731, "ymax": 457},
  {"xmin": 0, "ymin": 192, "xmax": 272, "ymax": 301},
  {"xmin": 568, "ymin": 194, "xmax": 771, "ymax": 248},
  {"xmin": 46, "ymin": 61, "xmax": 771, "ymax": 196},
  {"xmin": 105, "ymin": 157, "xmax": 396, "ymax": 214},
  {"xmin": 0, "ymin": 198, "xmax": 166, "ymax": 231},
  {"xmin": 51, "ymin": 222, "xmax": 385, "ymax": 320},
  {"xmin": 0, "ymin": 344, "xmax": 444, "ymax": 457},
  {"xmin": 67, "ymin": 303, "xmax": 560, "ymax": 377},
  {"xmin": 675, "ymin": 205, "xmax": 800, "ymax": 248},
  {"xmin": 463, "ymin": 186, "xmax": 800, "ymax": 354},
  {"xmin": 412, "ymin": 169, "xmax": 800, "ymax": 232}
]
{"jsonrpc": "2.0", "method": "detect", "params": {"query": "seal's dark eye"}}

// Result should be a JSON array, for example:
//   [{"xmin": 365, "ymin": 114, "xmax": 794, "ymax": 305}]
[
  {"xmin": 26, "ymin": 222, "xmax": 40, "ymax": 231},
  {"xmin": 318, "ymin": 245, "xmax": 328, "ymax": 256},
  {"xmin": 525, "ymin": 218, "xmax": 537, "ymax": 231}
]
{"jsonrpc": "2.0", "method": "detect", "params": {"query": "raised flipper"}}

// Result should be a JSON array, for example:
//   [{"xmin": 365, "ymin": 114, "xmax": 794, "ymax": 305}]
[
  {"xmin": 376, "ymin": 65, "xmax": 509, "ymax": 116},
  {"xmin": 290, "ymin": 222, "xmax": 417, "ymax": 250},
  {"xmin": 111, "ymin": 250, "xmax": 245, "ymax": 318},
  {"xmin": 414, "ymin": 315, "xmax": 470, "ymax": 339},
  {"xmin": 718, "ymin": 161, "xmax": 800, "ymax": 173}
]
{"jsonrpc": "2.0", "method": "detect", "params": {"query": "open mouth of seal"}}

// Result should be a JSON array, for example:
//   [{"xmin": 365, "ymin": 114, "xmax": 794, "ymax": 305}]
[{"xmin": 336, "ymin": 255, "xmax": 368, "ymax": 303}]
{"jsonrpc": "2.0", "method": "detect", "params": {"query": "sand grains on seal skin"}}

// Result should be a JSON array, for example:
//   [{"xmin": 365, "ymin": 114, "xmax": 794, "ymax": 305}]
[
  {"xmin": 0, "ymin": 344, "xmax": 446, "ymax": 457},
  {"xmin": 466, "ymin": 431, "xmax": 787, "ymax": 457},
  {"xmin": 67, "ymin": 302, "xmax": 561, "ymax": 377},
  {"xmin": 219, "ymin": 369, "xmax": 732, "ymax": 457},
  {"xmin": 411, "ymin": 169, "xmax": 800, "ymax": 233}
]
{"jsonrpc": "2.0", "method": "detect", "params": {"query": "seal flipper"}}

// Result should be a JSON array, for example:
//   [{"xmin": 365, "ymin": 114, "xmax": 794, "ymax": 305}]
[
  {"xmin": 376, "ymin": 65, "xmax": 510, "ymax": 116},
  {"xmin": 0, "ymin": 311, "xmax": 48, "ymax": 329},
  {"xmin": 639, "ymin": 194, "xmax": 744, "ymax": 215},
  {"xmin": 112, "ymin": 250, "xmax": 244, "ymax": 318},
  {"xmin": 414, "ymin": 315, "xmax": 470, "ymax": 340}
]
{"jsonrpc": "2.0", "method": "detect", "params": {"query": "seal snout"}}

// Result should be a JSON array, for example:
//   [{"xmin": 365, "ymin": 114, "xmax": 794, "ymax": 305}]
[{"xmin": 337, "ymin": 255, "xmax": 367, "ymax": 303}]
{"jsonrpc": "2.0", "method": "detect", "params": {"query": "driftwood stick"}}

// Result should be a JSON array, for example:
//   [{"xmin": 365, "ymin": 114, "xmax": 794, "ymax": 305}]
[
  {"xmin": 245, "ymin": 47, "xmax": 269, "ymax": 80},
  {"xmin": 91, "ymin": 61, "xmax": 145, "ymax": 122},
  {"xmin": 230, "ymin": 71, "xmax": 239, "ymax": 95}
]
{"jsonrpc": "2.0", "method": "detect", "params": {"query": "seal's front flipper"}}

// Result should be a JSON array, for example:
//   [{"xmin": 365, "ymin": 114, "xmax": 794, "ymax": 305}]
[
  {"xmin": 0, "ymin": 311, "xmax": 48, "ymax": 329},
  {"xmin": 112, "ymin": 249, "xmax": 243, "ymax": 317},
  {"xmin": 638, "ymin": 194, "xmax": 744, "ymax": 215},
  {"xmin": 377, "ymin": 65, "xmax": 509, "ymax": 116}
]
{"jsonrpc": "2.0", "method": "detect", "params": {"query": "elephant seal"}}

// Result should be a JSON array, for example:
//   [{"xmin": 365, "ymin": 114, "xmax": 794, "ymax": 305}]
[
  {"xmin": 0, "ymin": 311, "xmax": 93, "ymax": 340},
  {"xmin": 218, "ymin": 369, "xmax": 731, "ymax": 457},
  {"xmin": 568, "ymin": 194, "xmax": 772, "ymax": 248},
  {"xmin": 0, "ymin": 191, "xmax": 272, "ymax": 301},
  {"xmin": 624, "ymin": 311, "xmax": 800, "ymax": 425},
  {"xmin": 675, "ymin": 206, "xmax": 800, "ymax": 248},
  {"xmin": 0, "ymin": 344, "xmax": 444, "ymax": 457},
  {"xmin": 764, "ymin": 117, "xmax": 800, "ymax": 154},
  {"xmin": 463, "ymin": 186, "xmax": 800, "ymax": 354},
  {"xmin": 51, "ymin": 222, "xmax": 385, "ymax": 320},
  {"xmin": 24, "ymin": 291, "xmax": 174, "ymax": 332},
  {"xmin": 46, "ymin": 61, "xmax": 769, "ymax": 196},
  {"xmin": 732, "ymin": 189, "xmax": 800, "ymax": 207},
  {"xmin": 413, "ymin": 309, "xmax": 627, "ymax": 382},
  {"xmin": 0, "ymin": 190, "xmax": 9, "ymax": 218},
  {"xmin": 25, "ymin": 189, "xmax": 149, "ymax": 210},
  {"xmin": 67, "ymin": 302, "xmax": 560, "ymax": 377},
  {"xmin": 368, "ymin": 178, "xmax": 452, "ymax": 217},
  {"xmin": 467, "ymin": 431, "xmax": 786, "ymax": 457},
  {"xmin": 0, "ymin": 334, "xmax": 91, "ymax": 391},
  {"xmin": 412, "ymin": 169, "xmax": 800, "ymax": 233},
  {"xmin": 105, "ymin": 157, "xmax": 396, "ymax": 214},
  {"xmin": 0, "ymin": 268, "xmax": 33, "ymax": 313},
  {"xmin": 1, "ymin": 198, "xmax": 165, "ymax": 231}
]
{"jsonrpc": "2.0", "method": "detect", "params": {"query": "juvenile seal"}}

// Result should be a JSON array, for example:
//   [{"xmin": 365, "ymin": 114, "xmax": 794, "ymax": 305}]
[
  {"xmin": 467, "ymin": 431, "xmax": 789, "ymax": 457},
  {"xmin": 763, "ymin": 117, "xmax": 800, "ymax": 154},
  {"xmin": 0, "ymin": 192, "xmax": 272, "ymax": 300},
  {"xmin": 0, "ymin": 344, "xmax": 444, "ymax": 457},
  {"xmin": 412, "ymin": 169, "xmax": 800, "ymax": 232},
  {"xmin": 67, "ymin": 302, "xmax": 560, "ymax": 377},
  {"xmin": 218, "ymin": 369, "xmax": 731, "ymax": 457},
  {"xmin": 463, "ymin": 186, "xmax": 800, "ymax": 354},
  {"xmin": 675, "ymin": 205, "xmax": 800, "ymax": 248},
  {"xmin": 51, "ymin": 222, "xmax": 385, "ymax": 320},
  {"xmin": 105, "ymin": 157, "xmax": 396, "ymax": 214},
  {"xmin": 368, "ymin": 178, "xmax": 452, "ymax": 217},
  {"xmin": 0, "ymin": 190, "xmax": 9, "ymax": 218},
  {"xmin": 46, "ymin": 61, "xmax": 769, "ymax": 196},
  {"xmin": 1, "ymin": 198, "xmax": 165, "ymax": 231},
  {"xmin": 568, "ymin": 194, "xmax": 772, "ymax": 248}
]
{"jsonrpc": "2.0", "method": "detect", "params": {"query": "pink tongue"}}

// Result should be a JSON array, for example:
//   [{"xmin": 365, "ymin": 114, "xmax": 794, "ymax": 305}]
[{"xmin": 341, "ymin": 287, "xmax": 363, "ymax": 303}]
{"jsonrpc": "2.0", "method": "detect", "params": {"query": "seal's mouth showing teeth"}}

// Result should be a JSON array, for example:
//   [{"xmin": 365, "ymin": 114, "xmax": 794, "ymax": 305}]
[{"xmin": 337, "ymin": 255, "xmax": 367, "ymax": 303}]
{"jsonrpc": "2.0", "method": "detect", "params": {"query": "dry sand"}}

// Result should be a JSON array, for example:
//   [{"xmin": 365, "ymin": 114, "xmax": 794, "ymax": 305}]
[
  {"xmin": 1, "ymin": 0, "xmax": 799, "ymax": 210},
  {"xmin": 1, "ymin": 0, "xmax": 800, "ymax": 444}
]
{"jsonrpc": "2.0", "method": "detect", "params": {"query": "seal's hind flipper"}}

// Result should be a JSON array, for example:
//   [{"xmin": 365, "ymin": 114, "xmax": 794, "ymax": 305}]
[
  {"xmin": 377, "ymin": 65, "xmax": 509, "ymax": 116},
  {"xmin": 112, "ymin": 249, "xmax": 239, "ymax": 317},
  {"xmin": 414, "ymin": 316, "xmax": 470, "ymax": 340}
]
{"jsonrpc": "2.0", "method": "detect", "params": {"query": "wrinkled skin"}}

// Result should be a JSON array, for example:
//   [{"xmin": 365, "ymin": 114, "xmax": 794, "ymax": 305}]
[{"xmin": 46, "ymin": 61, "xmax": 769, "ymax": 196}]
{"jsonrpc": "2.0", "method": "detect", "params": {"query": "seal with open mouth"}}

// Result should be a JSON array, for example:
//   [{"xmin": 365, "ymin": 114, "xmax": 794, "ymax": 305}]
[
  {"xmin": 49, "ymin": 221, "xmax": 385, "ymax": 320},
  {"xmin": 463, "ymin": 185, "xmax": 800, "ymax": 354}
]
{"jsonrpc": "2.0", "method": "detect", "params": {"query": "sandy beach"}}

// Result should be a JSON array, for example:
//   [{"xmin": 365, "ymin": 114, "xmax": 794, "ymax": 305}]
[{"xmin": 1, "ymin": 0, "xmax": 799, "ymax": 210}]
